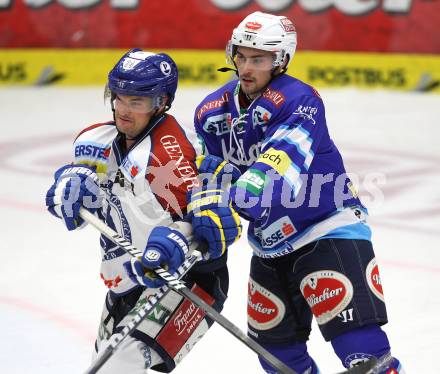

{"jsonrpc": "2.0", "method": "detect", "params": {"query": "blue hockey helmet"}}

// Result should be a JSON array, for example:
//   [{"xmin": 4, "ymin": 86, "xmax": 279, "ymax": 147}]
[{"xmin": 107, "ymin": 49, "xmax": 178, "ymax": 110}]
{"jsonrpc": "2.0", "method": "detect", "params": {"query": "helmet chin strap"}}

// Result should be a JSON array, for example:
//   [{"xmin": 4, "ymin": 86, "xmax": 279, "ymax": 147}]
[
  {"xmin": 218, "ymin": 52, "xmax": 288, "ymax": 78},
  {"xmin": 272, "ymin": 54, "xmax": 289, "ymax": 76},
  {"xmin": 217, "ymin": 66, "xmax": 238, "ymax": 74}
]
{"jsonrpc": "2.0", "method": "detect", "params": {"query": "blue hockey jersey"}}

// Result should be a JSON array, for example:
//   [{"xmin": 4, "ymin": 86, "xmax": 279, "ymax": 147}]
[{"xmin": 194, "ymin": 74, "xmax": 371, "ymax": 258}]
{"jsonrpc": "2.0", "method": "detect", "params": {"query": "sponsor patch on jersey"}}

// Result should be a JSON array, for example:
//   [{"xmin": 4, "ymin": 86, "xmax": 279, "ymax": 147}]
[
  {"xmin": 236, "ymin": 168, "xmax": 270, "ymax": 196},
  {"xmin": 262, "ymin": 87, "xmax": 285, "ymax": 107},
  {"xmin": 257, "ymin": 149, "xmax": 292, "ymax": 176},
  {"xmin": 293, "ymin": 105, "xmax": 318, "ymax": 125},
  {"xmin": 74, "ymin": 141, "xmax": 110, "ymax": 174},
  {"xmin": 252, "ymin": 105, "xmax": 272, "ymax": 127},
  {"xmin": 366, "ymin": 258, "xmax": 385, "ymax": 302},
  {"xmin": 260, "ymin": 216, "xmax": 297, "ymax": 248},
  {"xmin": 75, "ymin": 142, "xmax": 110, "ymax": 160},
  {"xmin": 196, "ymin": 92, "xmax": 229, "ymax": 120},
  {"xmin": 121, "ymin": 155, "xmax": 142, "ymax": 182},
  {"xmin": 248, "ymin": 277, "xmax": 286, "ymax": 331},
  {"xmin": 159, "ymin": 134, "xmax": 198, "ymax": 190},
  {"xmin": 202, "ymin": 112, "xmax": 232, "ymax": 135},
  {"xmin": 300, "ymin": 270, "xmax": 354, "ymax": 325}
]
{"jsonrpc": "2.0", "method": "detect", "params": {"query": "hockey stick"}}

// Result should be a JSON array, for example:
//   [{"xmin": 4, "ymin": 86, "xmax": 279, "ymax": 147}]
[
  {"xmin": 82, "ymin": 209, "xmax": 204, "ymax": 374},
  {"xmin": 83, "ymin": 250, "xmax": 202, "ymax": 374},
  {"xmin": 79, "ymin": 207, "xmax": 298, "ymax": 374},
  {"xmin": 79, "ymin": 208, "xmax": 379, "ymax": 374}
]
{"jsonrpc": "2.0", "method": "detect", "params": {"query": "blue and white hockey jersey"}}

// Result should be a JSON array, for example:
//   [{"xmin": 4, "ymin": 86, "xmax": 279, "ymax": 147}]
[
  {"xmin": 194, "ymin": 74, "xmax": 371, "ymax": 258},
  {"xmin": 73, "ymin": 114, "xmax": 199, "ymax": 294}
]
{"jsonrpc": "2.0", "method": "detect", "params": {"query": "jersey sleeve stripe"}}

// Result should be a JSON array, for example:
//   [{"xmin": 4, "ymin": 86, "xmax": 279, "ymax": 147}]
[{"xmin": 74, "ymin": 121, "xmax": 114, "ymax": 142}]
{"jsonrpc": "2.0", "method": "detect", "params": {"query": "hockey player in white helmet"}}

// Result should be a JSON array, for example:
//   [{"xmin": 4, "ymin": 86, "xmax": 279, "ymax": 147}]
[
  {"xmin": 226, "ymin": 11, "xmax": 296, "ymax": 72},
  {"xmin": 45, "ymin": 49, "xmax": 241, "ymax": 373},
  {"xmin": 187, "ymin": 11, "xmax": 405, "ymax": 374}
]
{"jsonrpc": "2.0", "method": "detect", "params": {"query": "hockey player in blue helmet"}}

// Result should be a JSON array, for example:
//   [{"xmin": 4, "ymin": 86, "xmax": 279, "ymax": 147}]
[
  {"xmin": 46, "ymin": 49, "xmax": 239, "ymax": 373},
  {"xmin": 105, "ymin": 49, "xmax": 178, "ymax": 141},
  {"xmin": 108, "ymin": 49, "xmax": 178, "ymax": 101}
]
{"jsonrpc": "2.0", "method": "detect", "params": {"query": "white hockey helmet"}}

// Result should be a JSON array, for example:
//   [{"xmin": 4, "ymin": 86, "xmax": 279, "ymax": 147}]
[{"xmin": 226, "ymin": 11, "xmax": 297, "ymax": 69}]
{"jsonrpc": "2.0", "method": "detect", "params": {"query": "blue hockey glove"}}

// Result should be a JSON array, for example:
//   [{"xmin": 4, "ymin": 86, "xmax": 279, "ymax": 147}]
[
  {"xmin": 45, "ymin": 164, "xmax": 102, "ymax": 231},
  {"xmin": 124, "ymin": 226, "xmax": 189, "ymax": 288},
  {"xmin": 196, "ymin": 154, "xmax": 241, "ymax": 186},
  {"xmin": 187, "ymin": 185, "xmax": 242, "ymax": 259}
]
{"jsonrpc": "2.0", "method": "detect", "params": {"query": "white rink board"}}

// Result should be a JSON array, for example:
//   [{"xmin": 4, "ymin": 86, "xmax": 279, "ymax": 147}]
[{"xmin": 0, "ymin": 87, "xmax": 439, "ymax": 373}]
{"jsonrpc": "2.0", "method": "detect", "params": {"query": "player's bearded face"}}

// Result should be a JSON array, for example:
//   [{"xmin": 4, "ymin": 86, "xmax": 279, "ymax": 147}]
[
  {"xmin": 114, "ymin": 94, "xmax": 156, "ymax": 138},
  {"xmin": 235, "ymin": 47, "xmax": 275, "ymax": 99}
]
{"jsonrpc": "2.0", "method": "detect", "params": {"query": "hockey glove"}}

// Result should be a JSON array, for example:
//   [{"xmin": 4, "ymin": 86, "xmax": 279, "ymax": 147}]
[
  {"xmin": 124, "ymin": 226, "xmax": 189, "ymax": 288},
  {"xmin": 196, "ymin": 154, "xmax": 241, "ymax": 186},
  {"xmin": 45, "ymin": 164, "xmax": 102, "ymax": 231},
  {"xmin": 187, "ymin": 185, "xmax": 242, "ymax": 259}
]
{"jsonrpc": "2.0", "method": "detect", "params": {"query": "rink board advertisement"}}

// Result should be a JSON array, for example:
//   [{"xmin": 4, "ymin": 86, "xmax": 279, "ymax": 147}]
[
  {"xmin": 1, "ymin": 49, "xmax": 439, "ymax": 92},
  {"xmin": 0, "ymin": 0, "xmax": 440, "ymax": 54}
]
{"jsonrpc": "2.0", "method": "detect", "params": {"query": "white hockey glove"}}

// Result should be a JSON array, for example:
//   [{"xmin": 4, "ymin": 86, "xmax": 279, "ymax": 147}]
[{"xmin": 45, "ymin": 164, "xmax": 102, "ymax": 231}]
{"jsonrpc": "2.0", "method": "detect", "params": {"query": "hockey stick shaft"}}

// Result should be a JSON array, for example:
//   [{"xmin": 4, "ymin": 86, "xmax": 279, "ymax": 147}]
[
  {"xmin": 79, "ymin": 208, "xmax": 298, "ymax": 374},
  {"xmin": 83, "ymin": 253, "xmax": 201, "ymax": 374},
  {"xmin": 85, "ymin": 287, "xmax": 167, "ymax": 374}
]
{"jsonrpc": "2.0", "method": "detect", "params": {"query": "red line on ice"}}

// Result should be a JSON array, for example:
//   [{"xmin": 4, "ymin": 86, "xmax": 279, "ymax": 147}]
[
  {"xmin": 0, "ymin": 198, "xmax": 44, "ymax": 213},
  {"xmin": 0, "ymin": 295, "xmax": 95, "ymax": 343}
]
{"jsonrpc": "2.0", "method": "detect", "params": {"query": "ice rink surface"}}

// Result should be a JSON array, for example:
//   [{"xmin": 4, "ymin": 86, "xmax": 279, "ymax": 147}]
[{"xmin": 1, "ymin": 86, "xmax": 439, "ymax": 373}]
